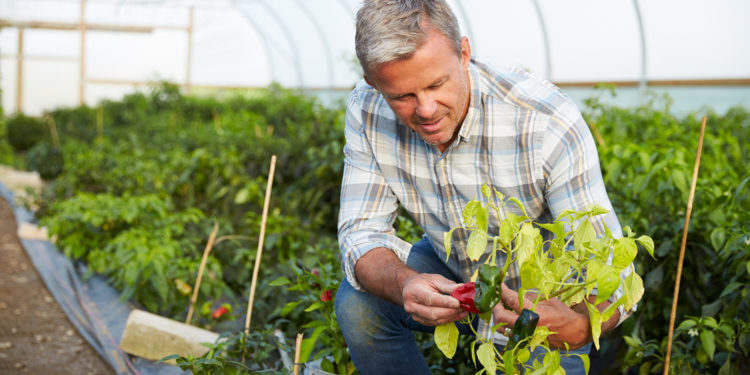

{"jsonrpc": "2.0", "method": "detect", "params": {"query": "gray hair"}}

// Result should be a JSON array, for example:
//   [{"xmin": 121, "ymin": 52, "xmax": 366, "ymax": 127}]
[{"xmin": 355, "ymin": 0, "xmax": 462, "ymax": 75}]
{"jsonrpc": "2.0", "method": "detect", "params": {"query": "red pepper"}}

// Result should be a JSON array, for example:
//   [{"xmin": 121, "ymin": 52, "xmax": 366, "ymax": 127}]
[
  {"xmin": 450, "ymin": 282, "xmax": 480, "ymax": 314},
  {"xmin": 211, "ymin": 306, "xmax": 228, "ymax": 319},
  {"xmin": 320, "ymin": 289, "xmax": 333, "ymax": 302}
]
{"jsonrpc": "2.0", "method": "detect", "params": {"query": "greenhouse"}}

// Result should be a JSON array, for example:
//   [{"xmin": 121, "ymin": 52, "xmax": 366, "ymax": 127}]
[{"xmin": 0, "ymin": 0, "xmax": 748, "ymax": 374}]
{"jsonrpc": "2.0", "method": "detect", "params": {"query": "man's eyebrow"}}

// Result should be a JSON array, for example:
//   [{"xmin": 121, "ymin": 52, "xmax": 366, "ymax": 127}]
[{"xmin": 387, "ymin": 76, "xmax": 449, "ymax": 99}]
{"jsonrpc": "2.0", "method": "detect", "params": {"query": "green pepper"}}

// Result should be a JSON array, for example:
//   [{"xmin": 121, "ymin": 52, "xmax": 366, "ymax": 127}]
[
  {"xmin": 473, "ymin": 264, "xmax": 502, "ymax": 312},
  {"xmin": 505, "ymin": 308, "xmax": 540, "ymax": 351}
]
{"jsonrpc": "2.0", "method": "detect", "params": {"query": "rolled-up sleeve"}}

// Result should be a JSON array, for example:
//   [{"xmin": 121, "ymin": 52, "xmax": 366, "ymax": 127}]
[{"xmin": 337, "ymin": 89, "xmax": 412, "ymax": 291}]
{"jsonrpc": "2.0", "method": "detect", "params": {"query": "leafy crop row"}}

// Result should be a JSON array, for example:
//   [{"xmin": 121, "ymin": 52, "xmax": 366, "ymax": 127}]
[{"xmin": 2, "ymin": 85, "xmax": 748, "ymax": 373}]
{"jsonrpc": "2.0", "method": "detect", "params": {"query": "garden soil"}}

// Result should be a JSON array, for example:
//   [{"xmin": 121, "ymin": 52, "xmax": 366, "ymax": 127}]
[{"xmin": 0, "ymin": 195, "xmax": 114, "ymax": 374}]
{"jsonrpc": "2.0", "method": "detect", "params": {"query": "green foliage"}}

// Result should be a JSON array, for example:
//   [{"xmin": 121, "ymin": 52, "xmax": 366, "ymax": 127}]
[
  {"xmin": 160, "ymin": 326, "xmax": 289, "ymax": 374},
  {"xmin": 25, "ymin": 141, "xmax": 63, "ymax": 179},
  {"xmin": 39, "ymin": 193, "xmax": 217, "ymax": 315},
  {"xmin": 7, "ymin": 81, "xmax": 748, "ymax": 373},
  {"xmin": 436, "ymin": 188, "xmax": 652, "ymax": 373},
  {"xmin": 275, "ymin": 254, "xmax": 355, "ymax": 374},
  {"xmin": 584, "ymin": 91, "xmax": 750, "ymax": 373},
  {"xmin": 6, "ymin": 113, "xmax": 47, "ymax": 152}
]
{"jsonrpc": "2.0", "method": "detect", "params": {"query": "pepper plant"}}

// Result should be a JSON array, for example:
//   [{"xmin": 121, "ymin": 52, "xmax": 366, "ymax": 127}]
[{"xmin": 434, "ymin": 184, "xmax": 654, "ymax": 374}]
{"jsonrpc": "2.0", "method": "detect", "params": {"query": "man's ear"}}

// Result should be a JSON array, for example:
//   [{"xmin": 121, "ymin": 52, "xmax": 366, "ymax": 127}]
[{"xmin": 460, "ymin": 36, "xmax": 471, "ymax": 69}]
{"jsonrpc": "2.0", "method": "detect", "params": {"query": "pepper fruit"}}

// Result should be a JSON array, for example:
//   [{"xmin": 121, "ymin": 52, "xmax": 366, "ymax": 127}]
[
  {"xmin": 474, "ymin": 264, "xmax": 503, "ymax": 313},
  {"xmin": 450, "ymin": 282, "xmax": 481, "ymax": 314},
  {"xmin": 505, "ymin": 308, "xmax": 539, "ymax": 351}
]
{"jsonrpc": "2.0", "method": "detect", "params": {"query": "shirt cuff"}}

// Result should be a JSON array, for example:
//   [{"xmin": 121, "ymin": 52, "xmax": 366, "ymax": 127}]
[{"xmin": 342, "ymin": 234, "xmax": 413, "ymax": 292}]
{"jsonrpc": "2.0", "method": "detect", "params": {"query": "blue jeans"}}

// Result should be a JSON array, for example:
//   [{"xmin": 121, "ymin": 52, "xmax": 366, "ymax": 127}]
[{"xmin": 335, "ymin": 237, "xmax": 591, "ymax": 374}]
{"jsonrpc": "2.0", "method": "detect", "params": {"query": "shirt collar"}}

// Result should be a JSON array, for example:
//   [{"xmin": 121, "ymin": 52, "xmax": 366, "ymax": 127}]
[{"xmin": 457, "ymin": 60, "xmax": 482, "ymax": 144}]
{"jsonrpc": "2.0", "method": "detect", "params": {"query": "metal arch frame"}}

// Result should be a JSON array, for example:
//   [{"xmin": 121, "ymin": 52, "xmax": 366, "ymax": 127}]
[
  {"xmin": 632, "ymin": 0, "xmax": 648, "ymax": 94},
  {"xmin": 230, "ymin": 0, "xmax": 280, "ymax": 84},
  {"xmin": 531, "ymin": 0, "xmax": 552, "ymax": 80},
  {"xmin": 292, "ymin": 0, "xmax": 336, "ymax": 89},
  {"xmin": 232, "ymin": 0, "xmax": 304, "ymax": 87}
]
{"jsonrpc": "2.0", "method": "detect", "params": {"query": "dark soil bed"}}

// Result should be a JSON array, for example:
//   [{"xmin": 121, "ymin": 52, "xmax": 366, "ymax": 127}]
[{"xmin": 0, "ymin": 195, "xmax": 113, "ymax": 374}]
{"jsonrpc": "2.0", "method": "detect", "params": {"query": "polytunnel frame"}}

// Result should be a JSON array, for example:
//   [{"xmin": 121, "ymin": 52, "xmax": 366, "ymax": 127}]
[
  {"xmin": 230, "ymin": 0, "xmax": 346, "ymax": 90},
  {"xmin": 225, "ymin": 0, "xmax": 651, "ymax": 91}
]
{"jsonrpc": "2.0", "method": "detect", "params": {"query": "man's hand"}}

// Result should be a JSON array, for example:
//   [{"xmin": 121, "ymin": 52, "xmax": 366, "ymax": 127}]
[
  {"xmin": 354, "ymin": 247, "xmax": 467, "ymax": 326},
  {"xmin": 493, "ymin": 284, "xmax": 620, "ymax": 350},
  {"xmin": 402, "ymin": 273, "xmax": 468, "ymax": 326}
]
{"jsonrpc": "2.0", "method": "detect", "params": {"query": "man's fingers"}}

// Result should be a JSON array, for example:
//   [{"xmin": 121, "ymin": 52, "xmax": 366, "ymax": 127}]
[
  {"xmin": 492, "ymin": 302, "xmax": 519, "ymax": 327},
  {"xmin": 500, "ymin": 283, "xmax": 533, "ymax": 312},
  {"xmin": 408, "ymin": 304, "xmax": 467, "ymax": 326}
]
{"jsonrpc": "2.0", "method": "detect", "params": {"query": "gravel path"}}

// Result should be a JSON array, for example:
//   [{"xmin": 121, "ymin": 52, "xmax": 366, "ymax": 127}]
[{"xmin": 0, "ymin": 195, "xmax": 114, "ymax": 374}]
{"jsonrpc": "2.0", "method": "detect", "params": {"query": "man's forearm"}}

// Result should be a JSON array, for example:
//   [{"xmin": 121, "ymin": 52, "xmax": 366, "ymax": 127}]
[{"xmin": 354, "ymin": 247, "xmax": 417, "ymax": 306}]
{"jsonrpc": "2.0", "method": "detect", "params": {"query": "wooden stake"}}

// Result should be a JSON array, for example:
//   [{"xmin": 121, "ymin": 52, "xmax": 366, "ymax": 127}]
[
  {"xmin": 185, "ymin": 222, "xmax": 219, "ymax": 325},
  {"xmin": 244, "ymin": 155, "xmax": 277, "ymax": 335},
  {"xmin": 663, "ymin": 117, "xmax": 707, "ymax": 375},
  {"xmin": 293, "ymin": 333, "xmax": 304, "ymax": 375}
]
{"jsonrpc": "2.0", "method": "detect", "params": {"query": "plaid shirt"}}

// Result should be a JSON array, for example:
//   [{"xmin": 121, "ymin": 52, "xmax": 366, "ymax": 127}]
[{"xmin": 338, "ymin": 59, "xmax": 632, "ymax": 324}]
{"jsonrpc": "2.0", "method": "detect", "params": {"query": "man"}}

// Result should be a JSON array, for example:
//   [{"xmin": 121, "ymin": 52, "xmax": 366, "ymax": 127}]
[{"xmin": 335, "ymin": 1, "xmax": 631, "ymax": 373}]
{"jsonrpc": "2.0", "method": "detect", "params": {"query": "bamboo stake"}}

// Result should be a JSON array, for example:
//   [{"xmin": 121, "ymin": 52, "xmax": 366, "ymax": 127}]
[
  {"xmin": 588, "ymin": 121, "xmax": 607, "ymax": 149},
  {"xmin": 663, "ymin": 117, "xmax": 707, "ymax": 375},
  {"xmin": 293, "ymin": 333, "xmax": 304, "ymax": 375},
  {"xmin": 185, "ymin": 222, "xmax": 219, "ymax": 325},
  {"xmin": 244, "ymin": 155, "xmax": 277, "ymax": 335}
]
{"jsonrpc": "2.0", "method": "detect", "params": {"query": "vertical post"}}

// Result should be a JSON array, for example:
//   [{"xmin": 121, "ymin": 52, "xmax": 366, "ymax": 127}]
[
  {"xmin": 79, "ymin": 0, "xmax": 86, "ymax": 105},
  {"xmin": 185, "ymin": 7, "xmax": 194, "ymax": 94},
  {"xmin": 16, "ymin": 28, "xmax": 24, "ymax": 113}
]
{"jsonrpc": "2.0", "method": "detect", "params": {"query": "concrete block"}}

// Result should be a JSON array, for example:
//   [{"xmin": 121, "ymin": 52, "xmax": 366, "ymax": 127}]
[
  {"xmin": 120, "ymin": 309, "xmax": 219, "ymax": 364},
  {"xmin": 17, "ymin": 222, "xmax": 53, "ymax": 241}
]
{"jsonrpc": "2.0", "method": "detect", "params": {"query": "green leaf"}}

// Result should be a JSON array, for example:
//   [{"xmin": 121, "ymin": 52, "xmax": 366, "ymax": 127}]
[
  {"xmin": 515, "ymin": 223, "xmax": 541, "ymax": 267},
  {"xmin": 578, "ymin": 354, "xmax": 590, "ymax": 375},
  {"xmin": 477, "ymin": 342, "xmax": 496, "ymax": 375},
  {"xmin": 710, "ymin": 228, "xmax": 727, "ymax": 252},
  {"xmin": 304, "ymin": 302, "xmax": 323, "ymax": 312},
  {"xmin": 281, "ymin": 301, "xmax": 301, "ymax": 317},
  {"xmin": 586, "ymin": 302, "xmax": 603, "ymax": 350},
  {"xmin": 481, "ymin": 184, "xmax": 492, "ymax": 199},
  {"xmin": 622, "ymin": 271, "xmax": 644, "ymax": 311},
  {"xmin": 746, "ymin": 259, "xmax": 750, "ymax": 276},
  {"xmin": 676, "ymin": 319, "xmax": 697, "ymax": 332},
  {"xmin": 538, "ymin": 222, "xmax": 565, "ymax": 258},
  {"xmin": 574, "ymin": 220, "xmax": 596, "ymax": 253},
  {"xmin": 520, "ymin": 262, "xmax": 543, "ymax": 290},
  {"xmin": 463, "ymin": 200, "xmax": 481, "ymax": 226},
  {"xmin": 467, "ymin": 231, "xmax": 487, "ymax": 261},
  {"xmin": 268, "ymin": 276, "xmax": 291, "ymax": 286},
  {"xmin": 299, "ymin": 325, "xmax": 326, "ymax": 363},
  {"xmin": 700, "ymin": 330, "xmax": 716, "ymax": 360},
  {"xmin": 718, "ymin": 354, "xmax": 734, "ymax": 375},
  {"xmin": 635, "ymin": 235, "xmax": 655, "ymax": 259},
  {"xmin": 503, "ymin": 349, "xmax": 514, "ymax": 375},
  {"xmin": 434, "ymin": 323, "xmax": 459, "ymax": 359},
  {"xmin": 444, "ymin": 228, "xmax": 457, "ymax": 261},
  {"xmin": 234, "ymin": 188, "xmax": 251, "ymax": 204},
  {"xmin": 585, "ymin": 204, "xmax": 610, "ymax": 218},
  {"xmin": 612, "ymin": 238, "xmax": 637, "ymax": 270},
  {"xmin": 720, "ymin": 282, "xmax": 744, "ymax": 298},
  {"xmin": 508, "ymin": 197, "xmax": 529, "ymax": 218},
  {"xmin": 595, "ymin": 265, "xmax": 620, "ymax": 304}
]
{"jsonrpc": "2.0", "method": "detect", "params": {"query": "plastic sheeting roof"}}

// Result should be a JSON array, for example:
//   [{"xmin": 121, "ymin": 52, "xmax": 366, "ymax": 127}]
[{"xmin": 1, "ymin": 0, "xmax": 749, "ymax": 114}]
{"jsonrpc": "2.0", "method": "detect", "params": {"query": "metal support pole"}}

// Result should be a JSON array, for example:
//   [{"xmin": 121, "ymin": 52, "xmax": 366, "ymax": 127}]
[
  {"xmin": 79, "ymin": 0, "xmax": 86, "ymax": 106},
  {"xmin": 16, "ymin": 28, "xmax": 23, "ymax": 113},
  {"xmin": 186, "ymin": 7, "xmax": 194, "ymax": 94}
]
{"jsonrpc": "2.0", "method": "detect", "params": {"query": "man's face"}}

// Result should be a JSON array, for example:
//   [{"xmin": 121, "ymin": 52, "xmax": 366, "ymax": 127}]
[{"xmin": 365, "ymin": 29, "xmax": 472, "ymax": 152}]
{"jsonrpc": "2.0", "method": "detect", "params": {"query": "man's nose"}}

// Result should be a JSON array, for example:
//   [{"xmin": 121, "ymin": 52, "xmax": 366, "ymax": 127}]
[{"xmin": 415, "ymin": 93, "xmax": 437, "ymax": 120}]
